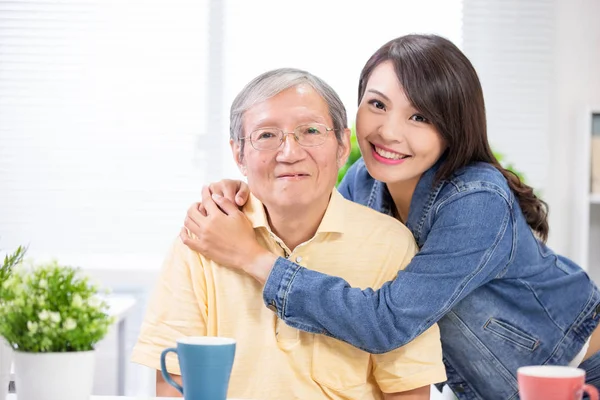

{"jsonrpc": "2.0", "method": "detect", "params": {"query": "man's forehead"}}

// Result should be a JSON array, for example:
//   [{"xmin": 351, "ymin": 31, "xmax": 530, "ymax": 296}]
[
  {"xmin": 248, "ymin": 112, "xmax": 329, "ymax": 128},
  {"xmin": 243, "ymin": 86, "xmax": 330, "ymax": 127}
]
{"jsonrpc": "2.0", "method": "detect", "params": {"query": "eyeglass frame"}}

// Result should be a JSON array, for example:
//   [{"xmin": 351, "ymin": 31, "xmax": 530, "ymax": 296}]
[{"xmin": 239, "ymin": 123, "xmax": 337, "ymax": 151}]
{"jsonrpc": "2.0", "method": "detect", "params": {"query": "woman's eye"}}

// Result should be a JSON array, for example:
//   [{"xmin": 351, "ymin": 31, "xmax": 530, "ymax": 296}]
[
  {"xmin": 410, "ymin": 114, "xmax": 429, "ymax": 123},
  {"xmin": 368, "ymin": 99, "xmax": 386, "ymax": 111}
]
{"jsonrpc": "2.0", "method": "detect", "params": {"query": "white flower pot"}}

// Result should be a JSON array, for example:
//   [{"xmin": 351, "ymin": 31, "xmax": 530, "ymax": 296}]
[
  {"xmin": 0, "ymin": 337, "xmax": 12, "ymax": 400},
  {"xmin": 14, "ymin": 350, "xmax": 95, "ymax": 400}
]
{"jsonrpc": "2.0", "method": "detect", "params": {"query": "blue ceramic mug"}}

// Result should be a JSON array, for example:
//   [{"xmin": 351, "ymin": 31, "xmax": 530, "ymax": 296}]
[{"xmin": 160, "ymin": 336, "xmax": 236, "ymax": 400}]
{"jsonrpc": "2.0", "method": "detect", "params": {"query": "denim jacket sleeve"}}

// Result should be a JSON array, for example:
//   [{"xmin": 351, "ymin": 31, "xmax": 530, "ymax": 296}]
[
  {"xmin": 336, "ymin": 159, "xmax": 359, "ymax": 201},
  {"xmin": 262, "ymin": 187, "xmax": 513, "ymax": 354}
]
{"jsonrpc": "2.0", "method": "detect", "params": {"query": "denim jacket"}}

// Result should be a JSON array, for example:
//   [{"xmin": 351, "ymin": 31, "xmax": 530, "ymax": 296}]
[{"xmin": 262, "ymin": 158, "xmax": 600, "ymax": 399}]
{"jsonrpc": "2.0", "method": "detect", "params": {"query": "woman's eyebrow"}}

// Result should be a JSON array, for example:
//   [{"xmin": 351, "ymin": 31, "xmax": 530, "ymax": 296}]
[{"xmin": 366, "ymin": 89, "xmax": 391, "ymax": 102}]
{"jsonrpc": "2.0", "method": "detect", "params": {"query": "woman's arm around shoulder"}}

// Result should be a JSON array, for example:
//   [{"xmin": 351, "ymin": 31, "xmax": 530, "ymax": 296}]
[{"xmin": 262, "ymin": 188, "xmax": 515, "ymax": 353}]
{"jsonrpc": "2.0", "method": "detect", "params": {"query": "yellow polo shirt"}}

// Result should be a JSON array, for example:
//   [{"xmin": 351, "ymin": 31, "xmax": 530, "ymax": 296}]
[{"xmin": 131, "ymin": 189, "xmax": 446, "ymax": 399}]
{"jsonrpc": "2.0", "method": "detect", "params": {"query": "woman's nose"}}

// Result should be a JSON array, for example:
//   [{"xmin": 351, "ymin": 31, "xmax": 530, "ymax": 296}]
[{"xmin": 380, "ymin": 118, "xmax": 405, "ymax": 142}]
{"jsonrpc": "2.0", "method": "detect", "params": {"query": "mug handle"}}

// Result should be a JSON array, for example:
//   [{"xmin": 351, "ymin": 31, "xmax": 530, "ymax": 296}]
[
  {"xmin": 160, "ymin": 347, "xmax": 183, "ymax": 395},
  {"xmin": 584, "ymin": 384, "xmax": 599, "ymax": 400}
]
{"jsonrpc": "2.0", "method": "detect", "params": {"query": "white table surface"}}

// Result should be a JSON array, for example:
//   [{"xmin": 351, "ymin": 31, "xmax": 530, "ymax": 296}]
[{"xmin": 105, "ymin": 294, "xmax": 138, "ymax": 321}]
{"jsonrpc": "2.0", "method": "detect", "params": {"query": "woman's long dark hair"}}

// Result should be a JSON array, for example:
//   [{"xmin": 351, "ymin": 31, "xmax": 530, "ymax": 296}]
[{"xmin": 358, "ymin": 34, "xmax": 549, "ymax": 242}]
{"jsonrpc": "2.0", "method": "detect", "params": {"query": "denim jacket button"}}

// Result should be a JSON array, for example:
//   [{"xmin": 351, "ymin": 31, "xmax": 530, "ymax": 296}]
[
  {"xmin": 454, "ymin": 384, "xmax": 465, "ymax": 393},
  {"xmin": 267, "ymin": 300, "xmax": 277, "ymax": 313},
  {"xmin": 595, "ymin": 304, "xmax": 600, "ymax": 318}
]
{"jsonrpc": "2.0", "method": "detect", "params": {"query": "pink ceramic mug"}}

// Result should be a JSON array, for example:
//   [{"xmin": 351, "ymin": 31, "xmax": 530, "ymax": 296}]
[{"xmin": 518, "ymin": 365, "xmax": 598, "ymax": 400}]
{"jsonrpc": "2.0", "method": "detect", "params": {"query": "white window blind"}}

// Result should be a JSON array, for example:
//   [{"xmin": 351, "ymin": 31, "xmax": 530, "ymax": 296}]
[
  {"xmin": 0, "ymin": 0, "xmax": 212, "ymax": 264},
  {"xmin": 1, "ymin": 0, "xmax": 463, "ymax": 267}
]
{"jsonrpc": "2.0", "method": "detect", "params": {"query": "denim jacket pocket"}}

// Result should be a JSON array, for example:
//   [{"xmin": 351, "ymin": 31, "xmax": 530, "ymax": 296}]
[
  {"xmin": 484, "ymin": 318, "xmax": 539, "ymax": 351},
  {"xmin": 312, "ymin": 335, "xmax": 370, "ymax": 390}
]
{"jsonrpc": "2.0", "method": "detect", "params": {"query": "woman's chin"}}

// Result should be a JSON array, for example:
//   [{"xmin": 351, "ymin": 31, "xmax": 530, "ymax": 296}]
[{"xmin": 362, "ymin": 156, "xmax": 406, "ymax": 184}]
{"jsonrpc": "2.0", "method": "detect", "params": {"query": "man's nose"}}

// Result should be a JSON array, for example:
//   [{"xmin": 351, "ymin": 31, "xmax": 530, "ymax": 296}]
[{"xmin": 277, "ymin": 132, "xmax": 306, "ymax": 161}]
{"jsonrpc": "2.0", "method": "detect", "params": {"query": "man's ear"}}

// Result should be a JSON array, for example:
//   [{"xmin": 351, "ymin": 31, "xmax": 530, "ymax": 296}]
[
  {"xmin": 336, "ymin": 128, "xmax": 352, "ymax": 168},
  {"xmin": 230, "ymin": 139, "xmax": 247, "ymax": 176}
]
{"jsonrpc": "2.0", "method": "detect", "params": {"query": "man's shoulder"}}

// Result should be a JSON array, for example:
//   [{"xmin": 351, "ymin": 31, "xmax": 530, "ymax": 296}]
[
  {"xmin": 163, "ymin": 234, "xmax": 207, "ymax": 269},
  {"xmin": 334, "ymin": 196, "xmax": 418, "ymax": 275},
  {"xmin": 338, "ymin": 196, "xmax": 414, "ymax": 242}
]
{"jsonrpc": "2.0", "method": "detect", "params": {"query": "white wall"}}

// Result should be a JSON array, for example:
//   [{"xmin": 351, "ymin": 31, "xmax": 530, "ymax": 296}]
[
  {"xmin": 550, "ymin": 0, "xmax": 600, "ymax": 261},
  {"xmin": 463, "ymin": 0, "xmax": 554, "ymax": 195},
  {"xmin": 0, "ymin": 0, "xmax": 462, "ymax": 266},
  {"xmin": 0, "ymin": 0, "xmax": 210, "ymax": 264},
  {"xmin": 219, "ymin": 0, "xmax": 463, "ymax": 179},
  {"xmin": 462, "ymin": 0, "xmax": 600, "ymax": 262}
]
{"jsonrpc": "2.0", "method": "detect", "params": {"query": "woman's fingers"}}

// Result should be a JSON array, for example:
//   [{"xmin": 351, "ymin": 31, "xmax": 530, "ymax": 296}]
[
  {"xmin": 206, "ymin": 179, "xmax": 242, "ymax": 205},
  {"xmin": 235, "ymin": 182, "xmax": 251, "ymax": 207},
  {"xmin": 200, "ymin": 179, "xmax": 249, "ymax": 208},
  {"xmin": 201, "ymin": 185, "xmax": 225, "ymax": 216},
  {"xmin": 197, "ymin": 202, "xmax": 207, "ymax": 217},
  {"xmin": 211, "ymin": 181, "xmax": 236, "ymax": 205},
  {"xmin": 183, "ymin": 214, "xmax": 202, "ymax": 237},
  {"xmin": 187, "ymin": 202, "xmax": 207, "ymax": 223},
  {"xmin": 212, "ymin": 193, "xmax": 241, "ymax": 216},
  {"xmin": 179, "ymin": 227, "xmax": 191, "ymax": 243}
]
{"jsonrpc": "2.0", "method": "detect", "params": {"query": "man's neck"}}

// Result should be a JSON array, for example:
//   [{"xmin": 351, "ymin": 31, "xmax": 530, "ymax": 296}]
[{"xmin": 265, "ymin": 195, "xmax": 330, "ymax": 251}]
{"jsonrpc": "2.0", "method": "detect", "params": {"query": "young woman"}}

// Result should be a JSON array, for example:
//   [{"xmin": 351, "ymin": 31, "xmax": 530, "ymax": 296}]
[{"xmin": 180, "ymin": 34, "xmax": 600, "ymax": 399}]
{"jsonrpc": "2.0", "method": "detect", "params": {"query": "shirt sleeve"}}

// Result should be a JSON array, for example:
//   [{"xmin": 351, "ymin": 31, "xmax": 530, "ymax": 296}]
[
  {"xmin": 262, "ymin": 189, "xmax": 513, "ymax": 354},
  {"xmin": 372, "ymin": 324, "xmax": 446, "ymax": 392},
  {"xmin": 130, "ymin": 236, "xmax": 208, "ymax": 374}
]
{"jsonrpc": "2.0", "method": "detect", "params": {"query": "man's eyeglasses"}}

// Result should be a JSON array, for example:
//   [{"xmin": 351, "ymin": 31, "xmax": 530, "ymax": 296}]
[{"xmin": 242, "ymin": 123, "xmax": 334, "ymax": 151}]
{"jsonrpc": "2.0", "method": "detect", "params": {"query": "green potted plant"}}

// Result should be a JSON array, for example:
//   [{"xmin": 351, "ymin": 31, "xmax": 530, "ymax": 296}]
[
  {"xmin": 0, "ymin": 259, "xmax": 114, "ymax": 400},
  {"xmin": 0, "ymin": 245, "xmax": 26, "ymax": 400}
]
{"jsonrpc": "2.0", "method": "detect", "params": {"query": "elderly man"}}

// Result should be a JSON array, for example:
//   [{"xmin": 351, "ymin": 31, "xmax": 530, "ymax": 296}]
[{"xmin": 131, "ymin": 68, "xmax": 446, "ymax": 399}]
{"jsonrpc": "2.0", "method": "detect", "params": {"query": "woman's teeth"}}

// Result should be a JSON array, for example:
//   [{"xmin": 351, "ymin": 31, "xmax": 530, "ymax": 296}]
[{"xmin": 374, "ymin": 146, "xmax": 408, "ymax": 160}]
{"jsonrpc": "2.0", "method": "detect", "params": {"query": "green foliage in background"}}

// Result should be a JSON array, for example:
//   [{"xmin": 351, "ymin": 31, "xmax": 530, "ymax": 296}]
[
  {"xmin": 0, "ymin": 245, "xmax": 27, "ymax": 294},
  {"xmin": 336, "ymin": 126, "xmax": 526, "ymax": 185},
  {"xmin": 0, "ymin": 260, "xmax": 114, "ymax": 352},
  {"xmin": 337, "ymin": 125, "xmax": 362, "ymax": 185},
  {"xmin": 493, "ymin": 151, "xmax": 526, "ymax": 182}
]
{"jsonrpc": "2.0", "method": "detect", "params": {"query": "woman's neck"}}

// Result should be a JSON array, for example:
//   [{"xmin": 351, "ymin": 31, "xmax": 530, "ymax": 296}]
[{"xmin": 386, "ymin": 176, "xmax": 421, "ymax": 224}]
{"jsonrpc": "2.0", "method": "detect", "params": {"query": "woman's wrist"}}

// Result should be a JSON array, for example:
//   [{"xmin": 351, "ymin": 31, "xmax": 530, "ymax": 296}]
[{"xmin": 244, "ymin": 246, "xmax": 278, "ymax": 284}]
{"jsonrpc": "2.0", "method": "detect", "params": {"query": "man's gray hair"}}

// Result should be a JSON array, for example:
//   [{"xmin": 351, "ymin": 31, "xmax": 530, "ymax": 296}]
[{"xmin": 230, "ymin": 68, "xmax": 348, "ymax": 149}]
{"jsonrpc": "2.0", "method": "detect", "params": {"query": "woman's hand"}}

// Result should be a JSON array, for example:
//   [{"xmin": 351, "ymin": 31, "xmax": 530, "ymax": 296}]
[
  {"xmin": 183, "ymin": 178, "xmax": 250, "ymax": 221},
  {"xmin": 209, "ymin": 179, "xmax": 251, "ymax": 208},
  {"xmin": 181, "ymin": 187, "xmax": 277, "ymax": 283}
]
